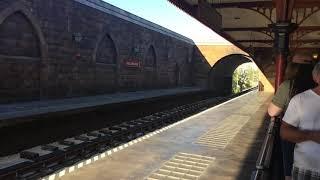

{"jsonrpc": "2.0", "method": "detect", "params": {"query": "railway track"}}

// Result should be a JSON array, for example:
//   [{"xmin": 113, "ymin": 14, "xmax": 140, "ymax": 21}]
[{"xmin": 0, "ymin": 88, "xmax": 256, "ymax": 180}]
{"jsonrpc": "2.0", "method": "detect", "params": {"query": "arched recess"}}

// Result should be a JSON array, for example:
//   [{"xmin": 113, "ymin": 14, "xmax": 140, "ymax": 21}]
[
  {"xmin": 208, "ymin": 54, "xmax": 252, "ymax": 95},
  {"xmin": 0, "ymin": 3, "xmax": 47, "ymax": 58},
  {"xmin": 93, "ymin": 32, "xmax": 119, "ymax": 93},
  {"xmin": 143, "ymin": 45, "xmax": 157, "ymax": 89},
  {"xmin": 0, "ymin": 3, "xmax": 47, "ymax": 103}
]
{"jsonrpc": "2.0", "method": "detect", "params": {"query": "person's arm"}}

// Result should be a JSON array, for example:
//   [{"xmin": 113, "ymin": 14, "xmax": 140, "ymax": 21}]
[
  {"xmin": 268, "ymin": 81, "xmax": 289, "ymax": 118},
  {"xmin": 268, "ymin": 102, "xmax": 283, "ymax": 117},
  {"xmin": 281, "ymin": 121, "xmax": 320, "ymax": 143}
]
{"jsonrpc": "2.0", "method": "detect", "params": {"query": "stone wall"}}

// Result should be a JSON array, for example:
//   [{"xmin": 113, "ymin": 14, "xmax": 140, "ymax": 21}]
[{"xmin": 0, "ymin": 0, "xmax": 198, "ymax": 103}]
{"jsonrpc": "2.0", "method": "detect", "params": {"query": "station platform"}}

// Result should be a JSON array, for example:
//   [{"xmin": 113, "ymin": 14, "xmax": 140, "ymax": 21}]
[
  {"xmin": 0, "ymin": 87, "xmax": 202, "ymax": 127},
  {"xmin": 53, "ymin": 91, "xmax": 272, "ymax": 180}
]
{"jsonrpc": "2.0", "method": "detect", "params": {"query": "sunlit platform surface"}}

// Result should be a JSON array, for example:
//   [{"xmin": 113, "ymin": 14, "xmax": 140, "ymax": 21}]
[
  {"xmin": 57, "ymin": 91, "xmax": 272, "ymax": 180},
  {"xmin": 0, "ymin": 87, "xmax": 202, "ymax": 127}
]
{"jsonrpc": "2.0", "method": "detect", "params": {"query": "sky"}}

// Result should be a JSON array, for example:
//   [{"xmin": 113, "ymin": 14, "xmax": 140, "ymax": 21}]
[{"xmin": 102, "ymin": 0, "xmax": 231, "ymax": 45}]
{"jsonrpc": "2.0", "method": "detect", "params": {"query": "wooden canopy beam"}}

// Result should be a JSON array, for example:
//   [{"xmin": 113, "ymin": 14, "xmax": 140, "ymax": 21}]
[
  {"xmin": 210, "ymin": 1, "xmax": 273, "ymax": 8},
  {"xmin": 167, "ymin": 0, "xmax": 197, "ymax": 17},
  {"xmin": 223, "ymin": 27, "xmax": 269, "ymax": 31},
  {"xmin": 209, "ymin": 1, "xmax": 319, "ymax": 8},
  {"xmin": 223, "ymin": 26, "xmax": 320, "ymax": 32},
  {"xmin": 237, "ymin": 39, "xmax": 320, "ymax": 44}
]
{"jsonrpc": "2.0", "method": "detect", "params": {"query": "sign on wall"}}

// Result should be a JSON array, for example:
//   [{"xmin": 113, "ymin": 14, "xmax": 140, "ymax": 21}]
[{"xmin": 124, "ymin": 59, "xmax": 142, "ymax": 68}]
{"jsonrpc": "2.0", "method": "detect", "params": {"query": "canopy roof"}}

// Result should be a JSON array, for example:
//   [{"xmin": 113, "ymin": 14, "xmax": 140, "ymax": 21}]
[{"xmin": 169, "ymin": 0, "xmax": 320, "ymax": 51}]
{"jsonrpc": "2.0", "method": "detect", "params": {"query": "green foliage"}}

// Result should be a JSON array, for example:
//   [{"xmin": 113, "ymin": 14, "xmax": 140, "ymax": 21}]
[{"xmin": 232, "ymin": 63, "xmax": 259, "ymax": 94}]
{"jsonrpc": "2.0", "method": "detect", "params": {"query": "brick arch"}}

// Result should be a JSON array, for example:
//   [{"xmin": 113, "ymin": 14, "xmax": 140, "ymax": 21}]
[
  {"xmin": 93, "ymin": 31, "xmax": 118, "ymax": 64},
  {"xmin": 93, "ymin": 30, "xmax": 119, "ymax": 93},
  {"xmin": 143, "ymin": 45, "xmax": 157, "ymax": 89},
  {"xmin": 208, "ymin": 54, "xmax": 252, "ymax": 95},
  {"xmin": 144, "ymin": 45, "xmax": 157, "ymax": 68},
  {"xmin": 95, "ymin": 34, "xmax": 117, "ymax": 64},
  {"xmin": 0, "ymin": 2, "xmax": 47, "ymax": 58},
  {"xmin": 0, "ymin": 3, "xmax": 47, "ymax": 102},
  {"xmin": 0, "ymin": 12, "xmax": 40, "ymax": 57}
]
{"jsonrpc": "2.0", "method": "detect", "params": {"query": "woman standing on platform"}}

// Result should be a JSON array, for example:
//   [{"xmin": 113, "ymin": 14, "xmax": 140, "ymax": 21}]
[{"xmin": 268, "ymin": 56, "xmax": 316, "ymax": 180}]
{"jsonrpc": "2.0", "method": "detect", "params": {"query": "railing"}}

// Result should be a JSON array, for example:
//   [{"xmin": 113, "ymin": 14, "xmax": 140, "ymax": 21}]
[{"xmin": 251, "ymin": 118, "xmax": 281, "ymax": 180}]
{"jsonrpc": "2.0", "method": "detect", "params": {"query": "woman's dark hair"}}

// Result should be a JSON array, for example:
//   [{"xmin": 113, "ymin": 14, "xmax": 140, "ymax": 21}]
[{"xmin": 289, "ymin": 64, "xmax": 316, "ymax": 98}]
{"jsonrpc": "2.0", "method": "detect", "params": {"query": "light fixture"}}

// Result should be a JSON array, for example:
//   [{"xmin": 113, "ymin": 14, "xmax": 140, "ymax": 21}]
[
  {"xmin": 133, "ymin": 47, "xmax": 140, "ymax": 53},
  {"xmin": 73, "ymin": 32, "xmax": 83, "ymax": 43},
  {"xmin": 313, "ymin": 53, "xmax": 318, "ymax": 60}
]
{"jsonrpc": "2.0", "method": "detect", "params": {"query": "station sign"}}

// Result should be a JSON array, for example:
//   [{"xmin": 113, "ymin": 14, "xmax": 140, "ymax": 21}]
[{"xmin": 124, "ymin": 59, "xmax": 142, "ymax": 68}]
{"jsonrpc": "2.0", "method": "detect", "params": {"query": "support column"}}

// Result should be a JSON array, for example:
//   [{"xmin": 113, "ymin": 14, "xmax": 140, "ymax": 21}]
[
  {"xmin": 272, "ymin": 0, "xmax": 296, "ymax": 91},
  {"xmin": 271, "ymin": 22, "xmax": 297, "ymax": 90},
  {"xmin": 275, "ymin": 53, "xmax": 286, "ymax": 90}
]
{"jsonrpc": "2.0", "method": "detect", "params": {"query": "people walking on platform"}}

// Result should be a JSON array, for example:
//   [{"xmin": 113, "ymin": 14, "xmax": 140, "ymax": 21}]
[
  {"xmin": 268, "ymin": 55, "xmax": 316, "ymax": 180},
  {"xmin": 281, "ymin": 61, "xmax": 320, "ymax": 180}
]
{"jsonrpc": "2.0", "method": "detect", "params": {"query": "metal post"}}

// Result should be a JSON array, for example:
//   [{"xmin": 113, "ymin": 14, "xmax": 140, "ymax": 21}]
[
  {"xmin": 271, "ymin": 0, "xmax": 297, "ymax": 91},
  {"xmin": 271, "ymin": 22, "xmax": 297, "ymax": 91},
  {"xmin": 275, "ymin": 53, "xmax": 286, "ymax": 90}
]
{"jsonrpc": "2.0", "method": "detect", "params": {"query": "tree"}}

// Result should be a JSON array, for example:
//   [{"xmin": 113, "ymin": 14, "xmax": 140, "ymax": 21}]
[{"xmin": 232, "ymin": 63, "xmax": 259, "ymax": 94}]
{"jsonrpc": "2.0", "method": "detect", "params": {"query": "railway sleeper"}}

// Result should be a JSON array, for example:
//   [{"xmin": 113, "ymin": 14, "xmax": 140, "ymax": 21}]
[
  {"xmin": 74, "ymin": 136, "xmax": 90, "ymax": 142},
  {"xmin": 16, "ymin": 156, "xmax": 63, "ymax": 178},
  {"xmin": 41, "ymin": 145, "xmax": 59, "ymax": 152},
  {"xmin": 87, "ymin": 132, "xmax": 103, "ymax": 138},
  {"xmin": 99, "ymin": 129, "xmax": 115, "ymax": 135},
  {"xmin": 59, "ymin": 140, "xmax": 76, "ymax": 147},
  {"xmin": 20, "ymin": 151, "xmax": 39, "ymax": 161},
  {"xmin": 16, "ymin": 152, "xmax": 66, "ymax": 179},
  {"xmin": 0, "ymin": 161, "xmax": 31, "ymax": 180},
  {"xmin": 109, "ymin": 126, "xmax": 127, "ymax": 132}
]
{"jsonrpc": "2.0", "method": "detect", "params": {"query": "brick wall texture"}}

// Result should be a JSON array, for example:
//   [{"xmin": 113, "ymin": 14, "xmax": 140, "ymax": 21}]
[{"xmin": 0, "ymin": 0, "xmax": 206, "ymax": 103}]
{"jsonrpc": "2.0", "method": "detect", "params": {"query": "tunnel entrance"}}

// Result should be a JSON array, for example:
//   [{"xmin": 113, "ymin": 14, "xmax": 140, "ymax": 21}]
[
  {"xmin": 232, "ymin": 63, "xmax": 259, "ymax": 94},
  {"xmin": 208, "ymin": 54, "xmax": 254, "ymax": 95}
]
